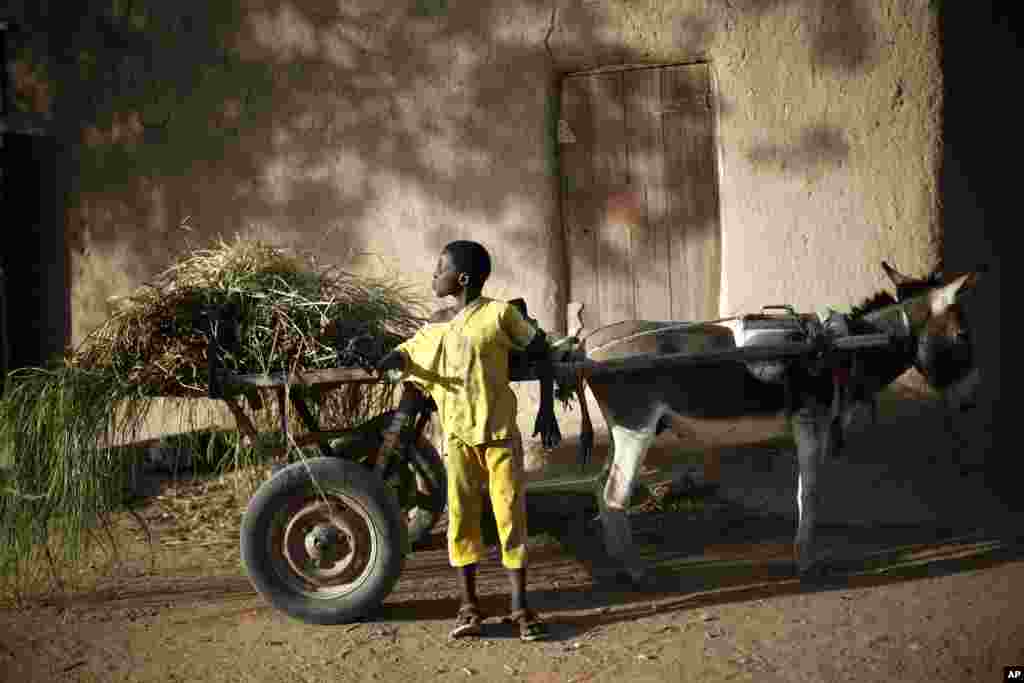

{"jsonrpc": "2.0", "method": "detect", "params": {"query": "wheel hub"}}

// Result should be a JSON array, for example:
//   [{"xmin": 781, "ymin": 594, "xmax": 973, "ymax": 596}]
[
  {"xmin": 304, "ymin": 524, "xmax": 345, "ymax": 565},
  {"xmin": 279, "ymin": 498, "xmax": 373, "ymax": 589}
]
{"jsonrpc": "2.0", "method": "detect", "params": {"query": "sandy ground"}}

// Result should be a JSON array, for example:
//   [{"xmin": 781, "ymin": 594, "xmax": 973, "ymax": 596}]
[
  {"xmin": 2, "ymin": 397, "xmax": 1022, "ymax": 683},
  {"xmin": 1, "ymin": 507, "xmax": 1021, "ymax": 683}
]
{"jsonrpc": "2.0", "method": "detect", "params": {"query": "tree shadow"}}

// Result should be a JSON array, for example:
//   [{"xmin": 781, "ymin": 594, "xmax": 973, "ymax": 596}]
[
  {"xmin": 746, "ymin": 123, "xmax": 850, "ymax": 175},
  {"xmin": 5, "ymin": 0, "xmax": 633, "ymax": 338},
  {"xmin": 6, "ymin": 0, "xmax": 887, "ymax": 342},
  {"xmin": 728, "ymin": 0, "xmax": 878, "ymax": 73}
]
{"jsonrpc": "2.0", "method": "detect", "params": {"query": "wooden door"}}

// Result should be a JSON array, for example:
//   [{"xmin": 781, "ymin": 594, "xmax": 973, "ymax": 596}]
[{"xmin": 560, "ymin": 63, "xmax": 721, "ymax": 330}]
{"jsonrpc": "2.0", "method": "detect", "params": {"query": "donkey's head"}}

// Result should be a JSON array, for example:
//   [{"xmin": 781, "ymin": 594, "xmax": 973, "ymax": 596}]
[
  {"xmin": 880, "ymin": 261, "xmax": 985, "ymax": 412},
  {"xmin": 881, "ymin": 261, "xmax": 948, "ymax": 303}
]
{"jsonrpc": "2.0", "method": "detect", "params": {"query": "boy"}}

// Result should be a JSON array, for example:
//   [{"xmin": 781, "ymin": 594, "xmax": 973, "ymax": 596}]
[{"xmin": 375, "ymin": 240, "xmax": 558, "ymax": 641}]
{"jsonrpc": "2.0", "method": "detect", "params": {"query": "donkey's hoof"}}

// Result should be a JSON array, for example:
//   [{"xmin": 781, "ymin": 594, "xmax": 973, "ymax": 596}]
[
  {"xmin": 619, "ymin": 563, "xmax": 658, "ymax": 590},
  {"xmin": 624, "ymin": 566, "xmax": 649, "ymax": 586},
  {"xmin": 797, "ymin": 561, "xmax": 837, "ymax": 585},
  {"xmin": 597, "ymin": 563, "xmax": 652, "ymax": 590}
]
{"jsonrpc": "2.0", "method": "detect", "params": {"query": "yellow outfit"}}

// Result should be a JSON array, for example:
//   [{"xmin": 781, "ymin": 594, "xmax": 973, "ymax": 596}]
[{"xmin": 394, "ymin": 297, "xmax": 537, "ymax": 568}]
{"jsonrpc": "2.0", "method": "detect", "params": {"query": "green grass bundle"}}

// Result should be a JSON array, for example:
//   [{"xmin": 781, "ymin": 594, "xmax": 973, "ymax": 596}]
[{"xmin": 0, "ymin": 236, "xmax": 427, "ymax": 587}]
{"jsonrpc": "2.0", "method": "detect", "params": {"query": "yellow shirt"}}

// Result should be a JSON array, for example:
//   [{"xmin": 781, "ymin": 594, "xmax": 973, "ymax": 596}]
[{"xmin": 395, "ymin": 297, "xmax": 538, "ymax": 445}]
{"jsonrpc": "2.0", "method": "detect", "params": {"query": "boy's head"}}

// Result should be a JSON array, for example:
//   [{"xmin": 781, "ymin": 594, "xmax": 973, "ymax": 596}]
[{"xmin": 433, "ymin": 240, "xmax": 491, "ymax": 297}]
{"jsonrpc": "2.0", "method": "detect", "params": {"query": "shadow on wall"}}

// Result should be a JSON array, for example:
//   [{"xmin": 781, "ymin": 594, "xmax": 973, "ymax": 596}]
[
  {"xmin": 732, "ymin": 0, "xmax": 878, "ymax": 73},
  {"xmin": 7, "ymin": 0, "xmax": 888, "ymax": 337},
  {"xmin": 746, "ymin": 123, "xmax": 850, "ymax": 175},
  {"xmin": 10, "ymin": 4, "xmax": 609, "ymax": 275},
  {"xmin": 5, "ymin": 1, "xmax": 604, "ymax": 339}
]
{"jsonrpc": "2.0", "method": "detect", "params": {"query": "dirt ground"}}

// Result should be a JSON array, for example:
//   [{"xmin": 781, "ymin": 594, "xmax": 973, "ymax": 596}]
[{"xmin": 2, "ymin": 425, "xmax": 1022, "ymax": 683}]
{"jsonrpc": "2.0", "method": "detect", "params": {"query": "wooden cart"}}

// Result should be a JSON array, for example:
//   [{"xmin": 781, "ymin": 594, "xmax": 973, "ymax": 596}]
[{"xmin": 212, "ymin": 309, "xmax": 899, "ymax": 625}]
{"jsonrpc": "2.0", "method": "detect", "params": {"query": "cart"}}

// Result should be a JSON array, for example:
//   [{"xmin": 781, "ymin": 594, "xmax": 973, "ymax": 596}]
[
  {"xmin": 208, "ymin": 303, "xmax": 901, "ymax": 625},
  {"xmin": 206, "ymin": 315, "xmax": 447, "ymax": 626}
]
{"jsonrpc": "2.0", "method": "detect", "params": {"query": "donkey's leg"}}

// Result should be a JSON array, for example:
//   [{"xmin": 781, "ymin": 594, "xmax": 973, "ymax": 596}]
[
  {"xmin": 598, "ymin": 407, "xmax": 663, "ymax": 583},
  {"xmin": 938, "ymin": 366, "xmax": 980, "ymax": 470},
  {"xmin": 792, "ymin": 399, "xmax": 830, "ymax": 576},
  {"xmin": 940, "ymin": 394, "xmax": 965, "ymax": 468}
]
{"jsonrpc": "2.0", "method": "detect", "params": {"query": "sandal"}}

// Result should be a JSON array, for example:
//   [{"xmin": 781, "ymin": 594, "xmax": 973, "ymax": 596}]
[
  {"xmin": 449, "ymin": 604, "xmax": 484, "ymax": 639},
  {"xmin": 503, "ymin": 609, "xmax": 548, "ymax": 642}
]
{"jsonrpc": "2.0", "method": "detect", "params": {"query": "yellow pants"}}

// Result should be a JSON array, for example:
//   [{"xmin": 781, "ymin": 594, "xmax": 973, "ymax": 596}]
[{"xmin": 445, "ymin": 433, "xmax": 528, "ymax": 569}]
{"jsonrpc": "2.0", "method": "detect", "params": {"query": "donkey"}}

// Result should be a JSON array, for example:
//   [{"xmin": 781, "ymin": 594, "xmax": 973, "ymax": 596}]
[
  {"xmin": 879, "ymin": 262, "xmax": 983, "ymax": 465},
  {"xmin": 575, "ymin": 262, "xmax": 984, "ymax": 582}
]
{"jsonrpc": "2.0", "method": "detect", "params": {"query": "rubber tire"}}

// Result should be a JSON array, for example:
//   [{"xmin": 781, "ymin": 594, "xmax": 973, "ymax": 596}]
[
  {"xmin": 240, "ymin": 457, "xmax": 407, "ymax": 625},
  {"xmin": 403, "ymin": 440, "xmax": 446, "ymax": 547}
]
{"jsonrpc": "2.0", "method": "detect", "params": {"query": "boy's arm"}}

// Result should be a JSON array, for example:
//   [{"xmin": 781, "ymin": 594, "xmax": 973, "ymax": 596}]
[
  {"xmin": 377, "ymin": 308, "xmax": 452, "ymax": 375},
  {"xmin": 524, "ymin": 331, "xmax": 560, "ymax": 448},
  {"xmin": 499, "ymin": 303, "xmax": 561, "ymax": 449},
  {"xmin": 498, "ymin": 301, "xmax": 539, "ymax": 350},
  {"xmin": 376, "ymin": 321, "xmax": 447, "ymax": 384}
]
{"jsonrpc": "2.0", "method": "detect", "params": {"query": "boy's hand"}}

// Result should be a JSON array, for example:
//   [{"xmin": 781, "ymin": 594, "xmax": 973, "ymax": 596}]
[
  {"xmin": 375, "ymin": 350, "xmax": 405, "ymax": 377},
  {"xmin": 533, "ymin": 402, "xmax": 561, "ymax": 449}
]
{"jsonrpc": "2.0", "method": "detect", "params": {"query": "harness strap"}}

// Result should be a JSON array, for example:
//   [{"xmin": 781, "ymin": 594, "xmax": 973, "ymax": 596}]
[{"xmin": 584, "ymin": 316, "xmax": 742, "ymax": 355}]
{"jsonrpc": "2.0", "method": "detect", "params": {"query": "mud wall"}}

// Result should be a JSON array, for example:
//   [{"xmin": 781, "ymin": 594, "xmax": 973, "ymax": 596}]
[{"xmin": 7, "ymin": 1, "xmax": 949, "ymax": 447}]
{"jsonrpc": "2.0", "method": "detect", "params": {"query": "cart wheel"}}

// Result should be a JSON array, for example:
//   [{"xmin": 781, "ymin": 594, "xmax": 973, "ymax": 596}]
[{"xmin": 240, "ymin": 457, "xmax": 406, "ymax": 625}]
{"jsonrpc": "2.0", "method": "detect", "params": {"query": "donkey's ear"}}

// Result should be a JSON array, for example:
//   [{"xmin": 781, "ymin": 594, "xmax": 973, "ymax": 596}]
[
  {"xmin": 929, "ymin": 272, "xmax": 974, "ymax": 315},
  {"xmin": 882, "ymin": 261, "xmax": 912, "ymax": 287},
  {"xmin": 959, "ymin": 266, "xmax": 985, "ymax": 291}
]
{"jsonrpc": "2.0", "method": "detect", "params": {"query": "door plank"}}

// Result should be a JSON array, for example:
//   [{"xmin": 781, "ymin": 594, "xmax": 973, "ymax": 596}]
[
  {"xmin": 661, "ymin": 64, "xmax": 719, "ymax": 322},
  {"xmin": 560, "ymin": 76, "xmax": 600, "ymax": 333},
  {"xmin": 624, "ymin": 68, "xmax": 671, "ymax": 322},
  {"xmin": 585, "ymin": 72, "xmax": 635, "ymax": 327}
]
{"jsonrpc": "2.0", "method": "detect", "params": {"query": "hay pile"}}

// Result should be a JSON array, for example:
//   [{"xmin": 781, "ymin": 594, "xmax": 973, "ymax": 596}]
[
  {"xmin": 0, "ymin": 236, "xmax": 427, "ymax": 583},
  {"xmin": 72, "ymin": 237, "xmax": 425, "ymax": 396}
]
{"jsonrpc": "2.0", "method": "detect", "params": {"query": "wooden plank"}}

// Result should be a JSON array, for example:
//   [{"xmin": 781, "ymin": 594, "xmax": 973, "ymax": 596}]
[
  {"xmin": 219, "ymin": 332, "xmax": 898, "ymax": 392},
  {"xmin": 661, "ymin": 63, "xmax": 720, "ymax": 322},
  {"xmin": 693, "ymin": 69, "xmax": 722, "ymax": 320},
  {"xmin": 663, "ymin": 64, "xmax": 701, "ymax": 321},
  {"xmin": 623, "ymin": 67, "xmax": 672, "ymax": 322},
  {"xmin": 560, "ymin": 76, "xmax": 600, "ymax": 333},
  {"xmin": 559, "ymin": 332, "xmax": 897, "ymax": 380},
  {"xmin": 587, "ymin": 72, "xmax": 635, "ymax": 327},
  {"xmin": 219, "ymin": 367, "xmax": 377, "ymax": 392},
  {"xmin": 224, "ymin": 397, "xmax": 260, "ymax": 445}
]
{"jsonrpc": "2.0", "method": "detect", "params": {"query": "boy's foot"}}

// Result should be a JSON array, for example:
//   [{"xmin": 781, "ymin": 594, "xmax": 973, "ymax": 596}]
[
  {"xmin": 449, "ymin": 604, "xmax": 484, "ymax": 639},
  {"xmin": 503, "ymin": 609, "xmax": 548, "ymax": 642}
]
